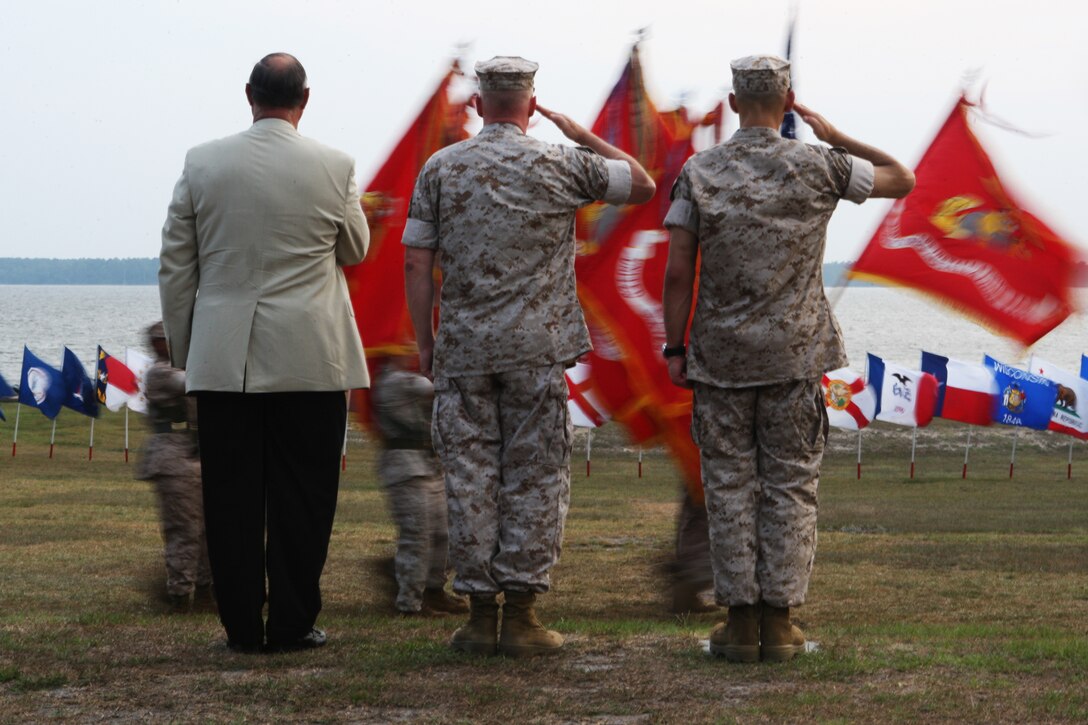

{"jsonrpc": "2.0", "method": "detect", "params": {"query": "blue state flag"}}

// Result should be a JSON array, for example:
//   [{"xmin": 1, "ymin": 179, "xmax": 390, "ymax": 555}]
[
  {"xmin": 19, "ymin": 346, "xmax": 66, "ymax": 420},
  {"xmin": 62, "ymin": 347, "xmax": 99, "ymax": 418},
  {"xmin": 0, "ymin": 372, "xmax": 14, "ymax": 421},
  {"xmin": 1082, "ymin": 354, "xmax": 1087, "ymax": 381},
  {"xmin": 984, "ymin": 355, "xmax": 1058, "ymax": 430}
]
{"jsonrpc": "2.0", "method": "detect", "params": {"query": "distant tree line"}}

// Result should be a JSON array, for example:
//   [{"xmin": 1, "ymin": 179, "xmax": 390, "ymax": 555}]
[
  {"xmin": 0, "ymin": 258, "xmax": 158, "ymax": 285},
  {"xmin": 0, "ymin": 257, "xmax": 1085, "ymax": 286}
]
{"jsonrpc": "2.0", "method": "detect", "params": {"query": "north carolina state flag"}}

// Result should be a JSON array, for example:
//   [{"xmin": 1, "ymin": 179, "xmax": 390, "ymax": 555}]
[
  {"xmin": 96, "ymin": 345, "xmax": 138, "ymax": 412},
  {"xmin": 851, "ymin": 98, "xmax": 1081, "ymax": 346}
]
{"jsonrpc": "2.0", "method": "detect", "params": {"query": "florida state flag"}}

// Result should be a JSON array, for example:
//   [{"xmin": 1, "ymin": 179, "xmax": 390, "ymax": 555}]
[{"xmin": 850, "ymin": 98, "xmax": 1081, "ymax": 346}]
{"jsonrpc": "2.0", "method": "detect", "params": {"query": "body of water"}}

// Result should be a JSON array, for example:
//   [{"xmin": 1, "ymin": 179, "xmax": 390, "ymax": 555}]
[{"xmin": 0, "ymin": 284, "xmax": 1086, "ymax": 383}]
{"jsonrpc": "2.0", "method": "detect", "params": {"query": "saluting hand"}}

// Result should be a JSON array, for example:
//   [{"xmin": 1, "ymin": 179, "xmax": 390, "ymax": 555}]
[
  {"xmin": 794, "ymin": 102, "xmax": 840, "ymax": 146},
  {"xmin": 537, "ymin": 104, "xmax": 590, "ymax": 145}
]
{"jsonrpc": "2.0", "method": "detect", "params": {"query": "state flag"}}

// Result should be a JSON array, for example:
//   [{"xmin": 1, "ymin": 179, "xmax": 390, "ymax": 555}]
[
  {"xmin": 1082, "ymin": 354, "xmax": 1087, "ymax": 381},
  {"xmin": 1029, "ymin": 356, "xmax": 1088, "ymax": 440},
  {"xmin": 19, "ymin": 346, "xmax": 65, "ymax": 419},
  {"xmin": 0, "ymin": 372, "xmax": 14, "ymax": 421},
  {"xmin": 822, "ymin": 367, "xmax": 876, "ymax": 430},
  {"xmin": 866, "ymin": 353, "xmax": 939, "ymax": 427},
  {"xmin": 566, "ymin": 362, "xmax": 609, "ymax": 428},
  {"xmin": 984, "ymin": 355, "xmax": 1058, "ymax": 430},
  {"xmin": 125, "ymin": 348, "xmax": 153, "ymax": 414},
  {"xmin": 921, "ymin": 351, "xmax": 996, "ymax": 426},
  {"xmin": 97, "ymin": 346, "xmax": 138, "ymax": 412},
  {"xmin": 62, "ymin": 348, "xmax": 99, "ymax": 418}
]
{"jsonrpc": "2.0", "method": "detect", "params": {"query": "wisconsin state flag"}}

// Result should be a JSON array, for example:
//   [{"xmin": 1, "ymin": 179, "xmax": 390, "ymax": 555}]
[
  {"xmin": 985, "ymin": 355, "xmax": 1058, "ymax": 430},
  {"xmin": 851, "ymin": 98, "xmax": 1081, "ymax": 346}
]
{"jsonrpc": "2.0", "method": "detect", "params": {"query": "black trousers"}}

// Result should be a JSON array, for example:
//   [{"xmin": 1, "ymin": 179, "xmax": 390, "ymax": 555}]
[{"xmin": 196, "ymin": 391, "xmax": 346, "ymax": 647}]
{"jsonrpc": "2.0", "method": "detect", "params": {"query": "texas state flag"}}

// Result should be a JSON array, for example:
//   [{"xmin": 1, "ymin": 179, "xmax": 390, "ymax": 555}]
[
  {"xmin": 1029, "ymin": 355, "xmax": 1088, "ymax": 440},
  {"xmin": 19, "ymin": 346, "xmax": 66, "ymax": 419},
  {"xmin": 821, "ymin": 367, "xmax": 876, "ymax": 430},
  {"xmin": 921, "ymin": 351, "xmax": 996, "ymax": 426},
  {"xmin": 984, "ymin": 355, "xmax": 1058, "ymax": 430},
  {"xmin": 866, "ymin": 353, "xmax": 938, "ymax": 427}
]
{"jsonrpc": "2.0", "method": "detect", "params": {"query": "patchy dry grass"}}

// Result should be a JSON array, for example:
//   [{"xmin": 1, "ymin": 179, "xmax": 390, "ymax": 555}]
[{"xmin": 1, "ymin": 411, "xmax": 1086, "ymax": 723}]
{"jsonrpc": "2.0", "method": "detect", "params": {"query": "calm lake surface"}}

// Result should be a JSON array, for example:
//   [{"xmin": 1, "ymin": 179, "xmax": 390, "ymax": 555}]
[{"xmin": 1, "ymin": 284, "xmax": 1086, "ymax": 381}]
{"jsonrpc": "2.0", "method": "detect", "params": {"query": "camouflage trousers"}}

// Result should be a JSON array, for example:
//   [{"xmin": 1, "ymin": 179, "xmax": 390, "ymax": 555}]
[
  {"xmin": 691, "ymin": 379, "xmax": 827, "ymax": 608},
  {"xmin": 383, "ymin": 474, "xmax": 450, "ymax": 612},
  {"xmin": 433, "ymin": 364, "xmax": 572, "ymax": 595},
  {"xmin": 151, "ymin": 472, "xmax": 212, "ymax": 597}
]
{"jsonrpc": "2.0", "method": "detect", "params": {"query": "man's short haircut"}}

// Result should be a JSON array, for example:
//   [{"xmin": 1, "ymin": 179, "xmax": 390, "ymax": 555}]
[
  {"xmin": 480, "ymin": 88, "xmax": 533, "ymax": 115},
  {"xmin": 249, "ymin": 53, "xmax": 308, "ymax": 109},
  {"xmin": 734, "ymin": 89, "xmax": 790, "ymax": 115}
]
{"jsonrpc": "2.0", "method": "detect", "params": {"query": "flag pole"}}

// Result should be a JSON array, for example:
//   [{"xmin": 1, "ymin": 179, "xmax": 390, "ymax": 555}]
[
  {"xmin": 638, "ymin": 445, "xmax": 643, "ymax": 478},
  {"xmin": 962, "ymin": 429, "xmax": 972, "ymax": 479},
  {"xmin": 12, "ymin": 403, "xmax": 21, "ymax": 457},
  {"xmin": 856, "ymin": 429, "xmax": 862, "ymax": 480},
  {"xmin": 910, "ymin": 426, "xmax": 917, "ymax": 479},
  {"xmin": 586, "ymin": 428, "xmax": 592, "ymax": 477},
  {"xmin": 1009, "ymin": 430, "xmax": 1018, "ymax": 479},
  {"xmin": 341, "ymin": 417, "xmax": 349, "ymax": 472},
  {"xmin": 124, "ymin": 407, "xmax": 129, "ymax": 463},
  {"xmin": 88, "ymin": 416, "xmax": 95, "ymax": 461},
  {"xmin": 49, "ymin": 418, "xmax": 57, "ymax": 459},
  {"xmin": 1067, "ymin": 440, "xmax": 1074, "ymax": 480}
]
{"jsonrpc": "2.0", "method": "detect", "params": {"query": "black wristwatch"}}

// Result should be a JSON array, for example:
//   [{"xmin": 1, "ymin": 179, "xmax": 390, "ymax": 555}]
[{"xmin": 661, "ymin": 343, "xmax": 686, "ymax": 359}]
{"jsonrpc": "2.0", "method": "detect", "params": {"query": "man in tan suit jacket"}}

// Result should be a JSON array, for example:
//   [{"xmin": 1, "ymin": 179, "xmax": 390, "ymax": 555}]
[{"xmin": 159, "ymin": 52, "xmax": 369, "ymax": 653}]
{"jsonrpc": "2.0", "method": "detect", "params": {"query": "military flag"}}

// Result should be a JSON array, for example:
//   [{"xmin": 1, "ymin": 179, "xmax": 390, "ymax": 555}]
[
  {"xmin": 19, "ymin": 347, "xmax": 65, "ymax": 419},
  {"xmin": 984, "ymin": 355, "xmax": 1058, "ymax": 430},
  {"xmin": 61, "ymin": 348, "xmax": 99, "ymax": 418},
  {"xmin": 851, "ymin": 98, "xmax": 1082, "ymax": 346},
  {"xmin": 342, "ymin": 62, "xmax": 470, "ymax": 426},
  {"xmin": 1029, "ymin": 355, "xmax": 1088, "ymax": 440},
  {"xmin": 866, "ymin": 353, "xmax": 938, "ymax": 427},
  {"xmin": 573, "ymin": 44, "xmax": 717, "ymax": 499}
]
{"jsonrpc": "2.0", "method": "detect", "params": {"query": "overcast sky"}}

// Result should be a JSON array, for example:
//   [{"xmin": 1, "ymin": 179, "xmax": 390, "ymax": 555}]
[{"xmin": 2, "ymin": 0, "xmax": 1084, "ymax": 262}]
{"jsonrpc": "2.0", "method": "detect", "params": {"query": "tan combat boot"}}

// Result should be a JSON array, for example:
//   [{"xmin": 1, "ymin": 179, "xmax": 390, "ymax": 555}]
[
  {"xmin": 498, "ymin": 591, "xmax": 564, "ymax": 658},
  {"xmin": 449, "ymin": 594, "xmax": 499, "ymax": 655},
  {"xmin": 708, "ymin": 604, "xmax": 760, "ymax": 663},
  {"xmin": 422, "ymin": 587, "xmax": 470, "ymax": 615},
  {"xmin": 760, "ymin": 603, "xmax": 806, "ymax": 662}
]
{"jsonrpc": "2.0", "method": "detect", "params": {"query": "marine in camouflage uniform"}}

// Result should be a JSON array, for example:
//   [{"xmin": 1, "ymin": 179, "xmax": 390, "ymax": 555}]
[
  {"xmin": 135, "ymin": 322, "xmax": 211, "ymax": 611},
  {"xmin": 373, "ymin": 360, "xmax": 465, "ymax": 615},
  {"xmin": 403, "ymin": 56, "xmax": 655, "ymax": 656},
  {"xmin": 662, "ymin": 55, "xmax": 914, "ymax": 662}
]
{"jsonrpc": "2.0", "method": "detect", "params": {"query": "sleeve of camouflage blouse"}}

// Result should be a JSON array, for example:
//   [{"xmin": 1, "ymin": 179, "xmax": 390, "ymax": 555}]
[
  {"xmin": 663, "ymin": 165, "xmax": 699, "ymax": 233},
  {"xmin": 562, "ymin": 146, "xmax": 630, "ymax": 206},
  {"xmin": 402, "ymin": 162, "xmax": 440, "ymax": 249},
  {"xmin": 824, "ymin": 146, "xmax": 875, "ymax": 205}
]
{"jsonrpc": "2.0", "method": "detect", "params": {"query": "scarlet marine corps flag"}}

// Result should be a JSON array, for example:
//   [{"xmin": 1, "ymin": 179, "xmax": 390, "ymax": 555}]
[
  {"xmin": 343, "ymin": 63, "xmax": 470, "ymax": 425},
  {"xmin": 850, "ymin": 97, "xmax": 1082, "ymax": 346}
]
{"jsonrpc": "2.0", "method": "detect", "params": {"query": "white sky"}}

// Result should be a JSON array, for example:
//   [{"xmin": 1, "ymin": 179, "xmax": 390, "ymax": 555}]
[{"xmin": 2, "ymin": 0, "xmax": 1085, "ymax": 262}]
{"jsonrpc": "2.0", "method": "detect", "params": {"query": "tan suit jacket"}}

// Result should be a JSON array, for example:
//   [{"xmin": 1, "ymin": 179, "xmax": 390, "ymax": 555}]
[{"xmin": 160, "ymin": 118, "xmax": 370, "ymax": 392}]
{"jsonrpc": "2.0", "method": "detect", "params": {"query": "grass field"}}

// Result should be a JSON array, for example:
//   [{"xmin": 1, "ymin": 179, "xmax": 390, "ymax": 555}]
[{"xmin": 1, "ymin": 409, "xmax": 1086, "ymax": 723}]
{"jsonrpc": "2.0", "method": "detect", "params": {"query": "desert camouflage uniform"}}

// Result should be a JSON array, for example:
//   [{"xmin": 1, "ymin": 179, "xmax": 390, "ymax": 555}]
[
  {"xmin": 664, "ymin": 127, "xmax": 874, "ymax": 607},
  {"xmin": 373, "ymin": 366, "xmax": 449, "ymax": 613},
  {"xmin": 135, "ymin": 362, "xmax": 211, "ymax": 598},
  {"xmin": 403, "ymin": 121, "xmax": 631, "ymax": 594}
]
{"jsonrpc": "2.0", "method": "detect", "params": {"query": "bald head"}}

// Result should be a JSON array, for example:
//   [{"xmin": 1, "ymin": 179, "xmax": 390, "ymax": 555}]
[{"xmin": 248, "ymin": 52, "xmax": 308, "ymax": 110}]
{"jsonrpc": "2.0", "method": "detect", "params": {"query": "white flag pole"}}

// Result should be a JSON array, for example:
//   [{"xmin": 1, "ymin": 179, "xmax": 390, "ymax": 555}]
[
  {"xmin": 1067, "ymin": 440, "xmax": 1074, "ymax": 480},
  {"xmin": 341, "ymin": 416, "xmax": 349, "ymax": 472},
  {"xmin": 638, "ymin": 445, "xmax": 643, "ymax": 479},
  {"xmin": 910, "ymin": 426, "xmax": 918, "ymax": 479},
  {"xmin": 1009, "ymin": 429, "xmax": 1018, "ymax": 479},
  {"xmin": 88, "ymin": 416, "xmax": 95, "ymax": 461},
  {"xmin": 124, "ymin": 407, "xmax": 130, "ymax": 463},
  {"xmin": 962, "ymin": 429, "xmax": 972, "ymax": 479},
  {"xmin": 11, "ymin": 403, "xmax": 21, "ymax": 457},
  {"xmin": 586, "ymin": 428, "xmax": 592, "ymax": 477},
  {"xmin": 49, "ymin": 418, "xmax": 57, "ymax": 459},
  {"xmin": 852, "ymin": 426, "xmax": 861, "ymax": 476}
]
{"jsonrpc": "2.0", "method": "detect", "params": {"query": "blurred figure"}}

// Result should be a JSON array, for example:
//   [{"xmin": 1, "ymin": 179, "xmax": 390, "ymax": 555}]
[
  {"xmin": 667, "ymin": 490, "xmax": 716, "ymax": 615},
  {"xmin": 135, "ymin": 321, "xmax": 211, "ymax": 613},
  {"xmin": 372, "ymin": 351, "xmax": 466, "ymax": 617}
]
